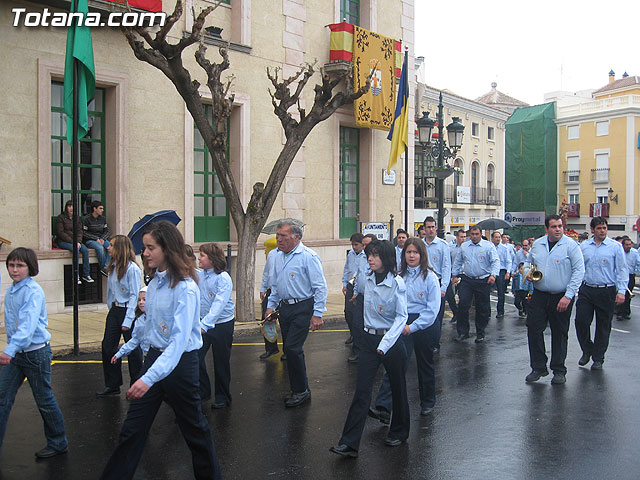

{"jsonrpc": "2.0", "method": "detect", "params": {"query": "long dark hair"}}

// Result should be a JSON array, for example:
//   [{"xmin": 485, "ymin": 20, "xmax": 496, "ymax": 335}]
[
  {"xmin": 142, "ymin": 221, "xmax": 197, "ymax": 288},
  {"xmin": 199, "ymin": 243, "xmax": 227, "ymax": 274},
  {"xmin": 364, "ymin": 240, "xmax": 397, "ymax": 277},
  {"xmin": 399, "ymin": 237, "xmax": 432, "ymax": 280}
]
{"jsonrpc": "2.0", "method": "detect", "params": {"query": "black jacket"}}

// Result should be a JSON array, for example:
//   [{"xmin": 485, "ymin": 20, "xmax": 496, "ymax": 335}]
[{"xmin": 82, "ymin": 214, "xmax": 111, "ymax": 242}]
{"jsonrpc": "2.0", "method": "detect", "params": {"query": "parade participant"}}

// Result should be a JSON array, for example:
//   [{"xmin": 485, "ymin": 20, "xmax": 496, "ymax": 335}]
[
  {"xmin": 513, "ymin": 262, "xmax": 533, "ymax": 318},
  {"xmin": 330, "ymin": 240, "xmax": 409, "ymax": 457},
  {"xmin": 114, "ymin": 286, "xmax": 149, "ymax": 360},
  {"xmin": 348, "ymin": 234, "xmax": 376, "ymax": 363},
  {"xmin": 445, "ymin": 229, "xmax": 466, "ymax": 324},
  {"xmin": 451, "ymin": 226, "xmax": 500, "ymax": 343},
  {"xmin": 422, "ymin": 217, "xmax": 451, "ymax": 352},
  {"xmin": 491, "ymin": 232, "xmax": 513, "ymax": 319},
  {"xmin": 394, "ymin": 229, "xmax": 408, "ymax": 269},
  {"xmin": 511, "ymin": 239, "xmax": 531, "ymax": 295},
  {"xmin": 100, "ymin": 221, "xmax": 221, "ymax": 480},
  {"xmin": 370, "ymin": 238, "xmax": 441, "ymax": 422},
  {"xmin": 97, "ymin": 235, "xmax": 143, "ymax": 397},
  {"xmin": 265, "ymin": 220, "xmax": 328, "ymax": 407},
  {"xmin": 417, "ymin": 225, "xmax": 426, "ymax": 240},
  {"xmin": 55, "ymin": 200, "xmax": 93, "ymax": 284},
  {"xmin": 575, "ymin": 217, "xmax": 628, "ymax": 370},
  {"xmin": 524, "ymin": 215, "xmax": 584, "ymax": 384},
  {"xmin": 260, "ymin": 238, "xmax": 281, "ymax": 359},
  {"xmin": 197, "ymin": 243, "xmax": 235, "ymax": 409},
  {"xmin": 615, "ymin": 237, "xmax": 638, "ymax": 320},
  {"xmin": 0, "ymin": 248, "xmax": 68, "ymax": 458},
  {"xmin": 342, "ymin": 233, "xmax": 365, "ymax": 349},
  {"xmin": 83, "ymin": 200, "xmax": 111, "ymax": 275}
]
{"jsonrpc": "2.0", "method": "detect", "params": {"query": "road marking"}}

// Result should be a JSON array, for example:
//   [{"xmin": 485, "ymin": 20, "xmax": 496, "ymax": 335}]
[{"xmin": 612, "ymin": 328, "xmax": 630, "ymax": 334}]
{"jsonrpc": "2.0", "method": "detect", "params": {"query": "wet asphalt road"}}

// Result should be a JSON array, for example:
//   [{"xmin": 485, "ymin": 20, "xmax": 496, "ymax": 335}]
[{"xmin": 1, "ymin": 294, "xmax": 640, "ymax": 480}]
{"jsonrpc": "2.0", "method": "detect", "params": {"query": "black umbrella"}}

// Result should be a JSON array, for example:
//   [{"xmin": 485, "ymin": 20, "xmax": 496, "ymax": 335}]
[
  {"xmin": 475, "ymin": 218, "xmax": 512, "ymax": 231},
  {"xmin": 128, "ymin": 210, "xmax": 181, "ymax": 254}
]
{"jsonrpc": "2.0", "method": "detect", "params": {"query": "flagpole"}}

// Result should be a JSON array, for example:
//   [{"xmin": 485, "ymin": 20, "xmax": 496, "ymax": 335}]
[
  {"xmin": 72, "ymin": 57, "xmax": 80, "ymax": 356},
  {"xmin": 404, "ymin": 143, "xmax": 408, "ymax": 232}
]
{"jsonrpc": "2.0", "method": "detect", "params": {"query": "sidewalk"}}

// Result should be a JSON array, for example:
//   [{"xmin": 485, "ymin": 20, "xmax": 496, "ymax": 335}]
[{"xmin": 0, "ymin": 292, "xmax": 348, "ymax": 355}]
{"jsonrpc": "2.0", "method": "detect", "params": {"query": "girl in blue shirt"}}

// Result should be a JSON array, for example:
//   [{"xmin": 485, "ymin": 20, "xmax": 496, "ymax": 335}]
[
  {"xmin": 97, "ymin": 235, "xmax": 142, "ymax": 397},
  {"xmin": 197, "ymin": 242, "xmax": 235, "ymax": 409},
  {"xmin": 100, "ymin": 221, "xmax": 221, "ymax": 480},
  {"xmin": 331, "ymin": 240, "xmax": 410, "ymax": 458},
  {"xmin": 0, "ymin": 248, "xmax": 68, "ymax": 458}
]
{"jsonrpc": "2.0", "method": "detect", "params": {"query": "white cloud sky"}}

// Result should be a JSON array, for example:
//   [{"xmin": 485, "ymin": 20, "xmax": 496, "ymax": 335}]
[{"xmin": 415, "ymin": 0, "xmax": 640, "ymax": 105}]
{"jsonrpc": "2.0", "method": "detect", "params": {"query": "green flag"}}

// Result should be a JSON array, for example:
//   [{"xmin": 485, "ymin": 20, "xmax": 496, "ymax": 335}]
[{"xmin": 63, "ymin": 0, "xmax": 95, "ymax": 145}]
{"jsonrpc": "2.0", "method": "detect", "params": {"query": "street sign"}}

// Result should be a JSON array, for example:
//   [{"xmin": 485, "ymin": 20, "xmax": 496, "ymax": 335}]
[{"xmin": 361, "ymin": 222, "xmax": 390, "ymax": 240}]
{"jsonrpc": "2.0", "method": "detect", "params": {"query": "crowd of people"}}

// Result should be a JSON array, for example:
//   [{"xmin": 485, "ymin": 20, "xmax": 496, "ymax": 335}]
[{"xmin": 1, "ymin": 214, "xmax": 638, "ymax": 473}]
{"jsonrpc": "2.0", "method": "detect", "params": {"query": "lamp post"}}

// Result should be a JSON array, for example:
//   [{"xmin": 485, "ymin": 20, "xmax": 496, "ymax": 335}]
[{"xmin": 416, "ymin": 91, "xmax": 464, "ymax": 239}]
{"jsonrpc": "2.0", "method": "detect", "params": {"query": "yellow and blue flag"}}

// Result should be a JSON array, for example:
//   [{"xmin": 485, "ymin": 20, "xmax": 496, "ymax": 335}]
[{"xmin": 386, "ymin": 50, "xmax": 408, "ymax": 173}]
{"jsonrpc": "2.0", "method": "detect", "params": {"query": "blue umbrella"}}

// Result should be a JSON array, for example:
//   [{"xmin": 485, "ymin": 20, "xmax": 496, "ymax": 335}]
[{"xmin": 128, "ymin": 210, "xmax": 181, "ymax": 254}]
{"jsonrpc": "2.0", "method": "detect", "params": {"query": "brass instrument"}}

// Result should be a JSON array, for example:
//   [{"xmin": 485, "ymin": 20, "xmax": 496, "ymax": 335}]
[{"xmin": 521, "ymin": 264, "xmax": 543, "ymax": 282}]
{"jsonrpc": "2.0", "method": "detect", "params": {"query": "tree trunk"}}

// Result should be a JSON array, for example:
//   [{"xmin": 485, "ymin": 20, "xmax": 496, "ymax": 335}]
[{"xmin": 234, "ymin": 217, "xmax": 262, "ymax": 322}]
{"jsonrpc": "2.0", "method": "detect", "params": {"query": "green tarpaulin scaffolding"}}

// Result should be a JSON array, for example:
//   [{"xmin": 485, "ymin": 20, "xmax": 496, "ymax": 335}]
[{"xmin": 504, "ymin": 103, "xmax": 557, "ymax": 241}]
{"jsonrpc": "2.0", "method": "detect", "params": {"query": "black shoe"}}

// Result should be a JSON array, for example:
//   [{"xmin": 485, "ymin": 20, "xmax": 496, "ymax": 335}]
[
  {"xmin": 260, "ymin": 350, "xmax": 278, "ymax": 360},
  {"xmin": 329, "ymin": 444, "xmax": 358, "ymax": 458},
  {"xmin": 454, "ymin": 334, "xmax": 469, "ymax": 342},
  {"xmin": 432, "ymin": 345, "xmax": 440, "ymax": 354},
  {"xmin": 591, "ymin": 360, "xmax": 603, "ymax": 370},
  {"xmin": 384, "ymin": 437, "xmax": 405, "ymax": 447},
  {"xmin": 344, "ymin": 336, "xmax": 354, "ymax": 345},
  {"xmin": 81, "ymin": 275, "xmax": 94, "ymax": 283},
  {"xmin": 551, "ymin": 372, "xmax": 566, "ymax": 385},
  {"xmin": 474, "ymin": 334, "xmax": 485, "ymax": 344},
  {"xmin": 519, "ymin": 311, "xmax": 527, "ymax": 318},
  {"xmin": 449, "ymin": 317, "xmax": 457, "ymax": 324},
  {"xmin": 347, "ymin": 354, "xmax": 360, "ymax": 363},
  {"xmin": 420, "ymin": 407, "xmax": 433, "ymax": 416},
  {"xmin": 578, "ymin": 352, "xmax": 591, "ymax": 366},
  {"xmin": 35, "ymin": 446, "xmax": 68, "ymax": 459},
  {"xmin": 280, "ymin": 354, "xmax": 287, "ymax": 361},
  {"xmin": 621, "ymin": 315, "xmax": 631, "ymax": 320},
  {"xmin": 100, "ymin": 269, "xmax": 108, "ymax": 277},
  {"xmin": 96, "ymin": 387, "xmax": 120, "ymax": 397},
  {"xmin": 212, "ymin": 401, "xmax": 230, "ymax": 409},
  {"xmin": 367, "ymin": 407, "xmax": 390, "ymax": 425},
  {"xmin": 496, "ymin": 314, "xmax": 504, "ymax": 319},
  {"xmin": 525, "ymin": 369, "xmax": 549, "ymax": 383},
  {"xmin": 285, "ymin": 390, "xmax": 311, "ymax": 407}
]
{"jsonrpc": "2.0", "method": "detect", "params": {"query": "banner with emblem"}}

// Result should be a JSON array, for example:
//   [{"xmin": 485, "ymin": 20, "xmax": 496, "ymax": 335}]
[{"xmin": 352, "ymin": 25, "xmax": 396, "ymax": 131}]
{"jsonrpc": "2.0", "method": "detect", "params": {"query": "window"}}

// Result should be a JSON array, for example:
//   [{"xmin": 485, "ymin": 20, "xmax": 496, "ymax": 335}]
[
  {"xmin": 341, "ymin": 0, "xmax": 359, "ymax": 25},
  {"xmin": 596, "ymin": 120, "xmax": 609, "ymax": 136},
  {"xmin": 487, "ymin": 126, "xmax": 495, "ymax": 141},
  {"xmin": 471, "ymin": 122, "xmax": 479, "ymax": 137},
  {"xmin": 471, "ymin": 161, "xmax": 479, "ymax": 203},
  {"xmin": 596, "ymin": 188, "xmax": 609, "ymax": 204},
  {"xmin": 567, "ymin": 190, "xmax": 579, "ymax": 204},
  {"xmin": 568, "ymin": 125, "xmax": 580, "ymax": 140},
  {"xmin": 594, "ymin": 152, "xmax": 609, "ymax": 182},
  {"xmin": 194, "ymin": 105, "xmax": 229, "ymax": 242},
  {"xmin": 50, "ymin": 81, "xmax": 105, "ymax": 225},
  {"xmin": 486, "ymin": 164, "xmax": 494, "ymax": 194},
  {"xmin": 414, "ymin": 149, "xmax": 437, "ymax": 209},
  {"xmin": 339, "ymin": 126, "xmax": 359, "ymax": 238},
  {"xmin": 567, "ymin": 155, "xmax": 579, "ymax": 181}
]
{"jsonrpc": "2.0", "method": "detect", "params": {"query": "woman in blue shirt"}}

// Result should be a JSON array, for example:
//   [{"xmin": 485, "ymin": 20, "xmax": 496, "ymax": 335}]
[
  {"xmin": 197, "ymin": 242, "xmax": 235, "ymax": 409},
  {"xmin": 331, "ymin": 240, "xmax": 410, "ymax": 458},
  {"xmin": 100, "ymin": 221, "xmax": 221, "ymax": 480},
  {"xmin": 97, "ymin": 235, "xmax": 143, "ymax": 397},
  {"xmin": 0, "ymin": 248, "xmax": 68, "ymax": 458}
]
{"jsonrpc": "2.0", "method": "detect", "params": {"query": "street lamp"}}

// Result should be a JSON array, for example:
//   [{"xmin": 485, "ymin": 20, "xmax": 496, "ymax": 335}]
[{"xmin": 416, "ymin": 91, "xmax": 465, "ymax": 238}]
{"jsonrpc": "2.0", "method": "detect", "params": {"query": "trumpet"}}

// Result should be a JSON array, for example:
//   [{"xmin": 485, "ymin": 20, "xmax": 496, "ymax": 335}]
[{"xmin": 521, "ymin": 264, "xmax": 543, "ymax": 282}]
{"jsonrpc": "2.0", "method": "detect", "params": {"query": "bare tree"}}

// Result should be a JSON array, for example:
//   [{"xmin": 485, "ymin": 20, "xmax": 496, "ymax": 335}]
[{"xmin": 122, "ymin": 0, "xmax": 370, "ymax": 321}]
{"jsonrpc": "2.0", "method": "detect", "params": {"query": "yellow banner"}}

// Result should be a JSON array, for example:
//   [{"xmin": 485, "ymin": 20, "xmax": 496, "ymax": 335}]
[{"xmin": 353, "ymin": 25, "xmax": 395, "ymax": 131}]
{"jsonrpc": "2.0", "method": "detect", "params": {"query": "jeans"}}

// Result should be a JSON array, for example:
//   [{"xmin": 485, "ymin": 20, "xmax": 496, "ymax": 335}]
[
  {"xmin": 85, "ymin": 239, "xmax": 110, "ymax": 269},
  {"xmin": 0, "ymin": 345, "xmax": 68, "ymax": 453},
  {"xmin": 57, "ymin": 241, "xmax": 91, "ymax": 277}
]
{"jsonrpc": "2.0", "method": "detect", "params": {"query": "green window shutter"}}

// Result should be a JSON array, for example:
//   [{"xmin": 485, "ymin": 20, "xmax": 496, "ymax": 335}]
[{"xmin": 339, "ymin": 126, "xmax": 359, "ymax": 238}]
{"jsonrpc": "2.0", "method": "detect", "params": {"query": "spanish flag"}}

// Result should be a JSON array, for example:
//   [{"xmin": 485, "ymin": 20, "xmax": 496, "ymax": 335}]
[{"xmin": 386, "ymin": 50, "xmax": 408, "ymax": 173}]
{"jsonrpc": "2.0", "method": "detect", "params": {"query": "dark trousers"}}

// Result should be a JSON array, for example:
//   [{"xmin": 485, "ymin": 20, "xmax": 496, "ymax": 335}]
[
  {"xmin": 262, "ymin": 289, "xmax": 279, "ymax": 353},
  {"xmin": 339, "ymin": 332, "xmax": 410, "ymax": 450},
  {"xmin": 279, "ymin": 298, "xmax": 314, "ymax": 393},
  {"xmin": 495, "ymin": 269, "xmax": 507, "ymax": 315},
  {"xmin": 344, "ymin": 283, "xmax": 356, "ymax": 344},
  {"xmin": 514, "ymin": 290, "xmax": 530, "ymax": 314},
  {"xmin": 456, "ymin": 275, "xmax": 491, "ymax": 337},
  {"xmin": 349, "ymin": 294, "xmax": 365, "ymax": 356},
  {"xmin": 616, "ymin": 275, "xmax": 635, "ymax": 317},
  {"xmin": 100, "ymin": 349, "xmax": 221, "ymax": 480},
  {"xmin": 444, "ymin": 282, "xmax": 458, "ymax": 318},
  {"xmin": 526, "ymin": 290, "xmax": 574, "ymax": 374},
  {"xmin": 575, "ymin": 285, "xmax": 616, "ymax": 362},
  {"xmin": 101, "ymin": 306, "xmax": 143, "ymax": 388},
  {"xmin": 198, "ymin": 319, "xmax": 234, "ymax": 404},
  {"xmin": 375, "ymin": 314, "xmax": 437, "ymax": 411}
]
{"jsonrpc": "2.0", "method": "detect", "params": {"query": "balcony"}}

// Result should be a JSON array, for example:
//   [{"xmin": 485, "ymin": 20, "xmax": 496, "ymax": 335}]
[
  {"xmin": 566, "ymin": 203, "xmax": 580, "ymax": 217},
  {"xmin": 443, "ymin": 185, "xmax": 502, "ymax": 206},
  {"xmin": 590, "ymin": 168, "xmax": 609, "ymax": 183},
  {"xmin": 589, "ymin": 203, "xmax": 610, "ymax": 217},
  {"xmin": 562, "ymin": 170, "xmax": 580, "ymax": 184}
]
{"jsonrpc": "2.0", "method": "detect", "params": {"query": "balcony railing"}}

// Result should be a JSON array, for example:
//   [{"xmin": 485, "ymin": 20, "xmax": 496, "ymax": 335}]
[
  {"xmin": 590, "ymin": 168, "xmax": 609, "ymax": 183},
  {"xmin": 443, "ymin": 185, "xmax": 502, "ymax": 206},
  {"xmin": 562, "ymin": 170, "xmax": 580, "ymax": 184}
]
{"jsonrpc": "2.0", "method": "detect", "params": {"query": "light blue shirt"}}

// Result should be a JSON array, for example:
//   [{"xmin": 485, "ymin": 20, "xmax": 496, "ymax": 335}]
[
  {"xmin": 198, "ymin": 269, "xmax": 235, "ymax": 330},
  {"xmin": 530, "ymin": 235, "xmax": 585, "ymax": 299},
  {"xmin": 261, "ymin": 248, "xmax": 278, "ymax": 292},
  {"xmin": 115, "ymin": 313, "xmax": 148, "ymax": 358},
  {"xmin": 137, "ymin": 270, "xmax": 203, "ymax": 387},
  {"xmin": 453, "ymin": 239, "xmax": 501, "ymax": 277},
  {"xmin": 107, "ymin": 262, "xmax": 142, "ymax": 329},
  {"xmin": 267, "ymin": 242, "xmax": 328, "ymax": 317},
  {"xmin": 342, "ymin": 248, "xmax": 365, "ymax": 287},
  {"xmin": 580, "ymin": 237, "xmax": 628, "ymax": 294},
  {"xmin": 423, "ymin": 236, "xmax": 451, "ymax": 293},
  {"xmin": 353, "ymin": 253, "xmax": 371, "ymax": 296},
  {"xmin": 395, "ymin": 245, "xmax": 403, "ymax": 270},
  {"xmin": 3, "ymin": 277, "xmax": 51, "ymax": 357},
  {"xmin": 449, "ymin": 242, "xmax": 463, "ymax": 267},
  {"xmin": 624, "ymin": 247, "xmax": 639, "ymax": 275},
  {"xmin": 363, "ymin": 272, "xmax": 408, "ymax": 354},
  {"xmin": 403, "ymin": 266, "xmax": 441, "ymax": 333},
  {"xmin": 495, "ymin": 243, "xmax": 513, "ymax": 272},
  {"xmin": 512, "ymin": 249, "xmax": 532, "ymax": 274}
]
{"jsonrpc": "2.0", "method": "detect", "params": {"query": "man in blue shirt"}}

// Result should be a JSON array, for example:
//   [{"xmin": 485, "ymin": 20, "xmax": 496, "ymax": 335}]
[
  {"xmin": 512, "ymin": 239, "xmax": 532, "ymax": 316},
  {"xmin": 575, "ymin": 217, "xmax": 628, "ymax": 370},
  {"xmin": 347, "ymin": 234, "xmax": 375, "ymax": 363},
  {"xmin": 342, "ymin": 233, "xmax": 365, "ymax": 354},
  {"xmin": 445, "ymin": 230, "xmax": 466, "ymax": 324},
  {"xmin": 451, "ymin": 225, "xmax": 500, "ymax": 343},
  {"xmin": 265, "ymin": 220, "xmax": 328, "ymax": 407},
  {"xmin": 491, "ymin": 232, "xmax": 512, "ymax": 319},
  {"xmin": 525, "ymin": 215, "xmax": 585, "ymax": 384},
  {"xmin": 615, "ymin": 237, "xmax": 638, "ymax": 320}
]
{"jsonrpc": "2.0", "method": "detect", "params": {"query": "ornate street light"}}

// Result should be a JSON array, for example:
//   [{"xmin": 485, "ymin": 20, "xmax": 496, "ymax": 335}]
[{"xmin": 416, "ymin": 92, "xmax": 465, "ymax": 238}]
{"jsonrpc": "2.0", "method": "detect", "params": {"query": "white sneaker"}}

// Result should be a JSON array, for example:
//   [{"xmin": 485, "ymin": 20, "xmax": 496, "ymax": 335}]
[
  {"xmin": 77, "ymin": 278, "xmax": 82, "ymax": 285},
  {"xmin": 82, "ymin": 276, "xmax": 94, "ymax": 283}
]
